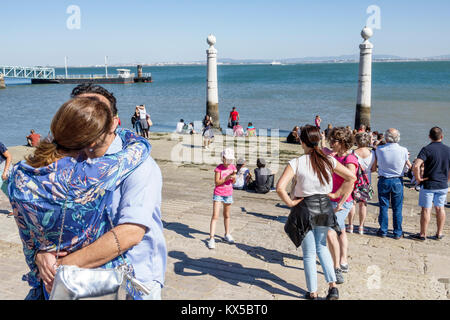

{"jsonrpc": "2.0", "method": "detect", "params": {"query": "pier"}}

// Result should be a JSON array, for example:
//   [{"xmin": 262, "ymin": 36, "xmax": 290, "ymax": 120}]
[{"xmin": 0, "ymin": 65, "xmax": 152, "ymax": 85}]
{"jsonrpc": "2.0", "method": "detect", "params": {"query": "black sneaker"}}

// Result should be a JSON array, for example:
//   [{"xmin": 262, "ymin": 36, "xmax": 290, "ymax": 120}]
[
  {"xmin": 376, "ymin": 230, "xmax": 387, "ymax": 238},
  {"xmin": 305, "ymin": 292, "xmax": 318, "ymax": 300},
  {"xmin": 335, "ymin": 268, "xmax": 344, "ymax": 284},
  {"xmin": 326, "ymin": 287, "xmax": 339, "ymax": 300}
]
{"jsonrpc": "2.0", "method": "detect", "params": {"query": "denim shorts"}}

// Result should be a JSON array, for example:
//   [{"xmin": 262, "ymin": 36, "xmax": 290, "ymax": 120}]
[
  {"xmin": 418, "ymin": 187, "xmax": 448, "ymax": 208},
  {"xmin": 213, "ymin": 194, "xmax": 233, "ymax": 204},
  {"xmin": 331, "ymin": 201, "xmax": 354, "ymax": 230}
]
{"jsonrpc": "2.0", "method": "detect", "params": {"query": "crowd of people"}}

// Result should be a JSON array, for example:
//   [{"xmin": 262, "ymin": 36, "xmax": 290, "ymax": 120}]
[
  {"xmin": 131, "ymin": 104, "xmax": 153, "ymax": 139},
  {"xmin": 0, "ymin": 96, "xmax": 448, "ymax": 301},
  {"xmin": 207, "ymin": 115, "xmax": 449, "ymax": 300},
  {"xmin": 174, "ymin": 106, "xmax": 257, "ymax": 149}
]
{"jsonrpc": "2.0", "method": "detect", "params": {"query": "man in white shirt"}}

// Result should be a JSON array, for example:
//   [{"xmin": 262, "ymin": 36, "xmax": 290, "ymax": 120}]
[{"xmin": 373, "ymin": 128, "xmax": 411, "ymax": 239}]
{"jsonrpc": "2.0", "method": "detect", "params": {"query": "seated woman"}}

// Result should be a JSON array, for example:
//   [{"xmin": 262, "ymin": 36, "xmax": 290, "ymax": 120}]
[
  {"xmin": 246, "ymin": 122, "xmax": 256, "ymax": 137},
  {"xmin": 233, "ymin": 122, "xmax": 245, "ymax": 137},
  {"xmin": 233, "ymin": 158, "xmax": 252, "ymax": 190},
  {"xmin": 287, "ymin": 126, "xmax": 300, "ymax": 144},
  {"xmin": 7, "ymin": 97, "xmax": 151, "ymax": 300}
]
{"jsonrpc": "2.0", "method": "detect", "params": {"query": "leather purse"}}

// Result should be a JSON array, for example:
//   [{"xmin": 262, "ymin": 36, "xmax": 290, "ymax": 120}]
[{"xmin": 49, "ymin": 181, "xmax": 151, "ymax": 300}]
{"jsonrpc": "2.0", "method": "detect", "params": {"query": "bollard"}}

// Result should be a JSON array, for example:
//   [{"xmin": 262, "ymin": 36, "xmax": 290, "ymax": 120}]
[
  {"xmin": 355, "ymin": 27, "xmax": 374, "ymax": 130},
  {"xmin": 206, "ymin": 34, "xmax": 220, "ymax": 130}
]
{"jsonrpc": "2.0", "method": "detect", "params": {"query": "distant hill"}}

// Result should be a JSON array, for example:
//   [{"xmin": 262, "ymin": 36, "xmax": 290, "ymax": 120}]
[
  {"xmin": 215, "ymin": 54, "xmax": 450, "ymax": 65},
  {"xmin": 52, "ymin": 54, "xmax": 450, "ymax": 68}
]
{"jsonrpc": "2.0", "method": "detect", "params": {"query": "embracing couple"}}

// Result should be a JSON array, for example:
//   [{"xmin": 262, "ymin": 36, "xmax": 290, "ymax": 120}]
[{"xmin": 7, "ymin": 84, "xmax": 167, "ymax": 300}]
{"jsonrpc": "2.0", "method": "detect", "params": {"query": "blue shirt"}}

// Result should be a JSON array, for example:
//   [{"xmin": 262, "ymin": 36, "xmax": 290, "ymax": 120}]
[
  {"xmin": 375, "ymin": 143, "xmax": 409, "ymax": 178},
  {"xmin": 107, "ymin": 135, "xmax": 167, "ymax": 287}
]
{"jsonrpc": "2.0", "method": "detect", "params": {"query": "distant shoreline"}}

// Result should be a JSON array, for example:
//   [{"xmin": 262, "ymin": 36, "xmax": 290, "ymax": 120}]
[{"xmin": 47, "ymin": 59, "xmax": 450, "ymax": 69}]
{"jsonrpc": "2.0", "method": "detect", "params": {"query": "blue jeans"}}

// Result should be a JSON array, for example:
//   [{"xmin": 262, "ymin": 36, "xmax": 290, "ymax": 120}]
[
  {"xmin": 377, "ymin": 177, "xmax": 404, "ymax": 237},
  {"xmin": 331, "ymin": 201, "xmax": 353, "ymax": 230},
  {"xmin": 134, "ymin": 121, "xmax": 142, "ymax": 135},
  {"xmin": 301, "ymin": 226, "xmax": 336, "ymax": 293}
]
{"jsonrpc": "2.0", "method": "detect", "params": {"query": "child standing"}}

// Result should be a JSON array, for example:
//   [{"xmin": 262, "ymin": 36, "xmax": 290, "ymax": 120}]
[{"xmin": 208, "ymin": 148, "xmax": 237, "ymax": 249}]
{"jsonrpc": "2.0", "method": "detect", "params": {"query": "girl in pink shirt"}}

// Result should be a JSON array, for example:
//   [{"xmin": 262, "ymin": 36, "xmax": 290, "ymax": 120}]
[{"xmin": 208, "ymin": 148, "xmax": 237, "ymax": 249}]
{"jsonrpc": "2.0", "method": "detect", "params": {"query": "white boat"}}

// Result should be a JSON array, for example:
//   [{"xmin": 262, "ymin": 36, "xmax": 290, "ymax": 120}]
[{"xmin": 270, "ymin": 61, "xmax": 282, "ymax": 65}]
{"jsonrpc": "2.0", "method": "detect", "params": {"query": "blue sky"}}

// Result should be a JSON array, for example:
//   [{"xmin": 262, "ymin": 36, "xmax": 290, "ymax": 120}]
[{"xmin": 1, "ymin": 0, "xmax": 449, "ymax": 66}]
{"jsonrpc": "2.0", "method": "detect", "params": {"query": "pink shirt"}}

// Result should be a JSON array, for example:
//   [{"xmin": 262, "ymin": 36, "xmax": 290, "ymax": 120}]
[
  {"xmin": 214, "ymin": 164, "xmax": 237, "ymax": 196},
  {"xmin": 331, "ymin": 153, "xmax": 359, "ymax": 202}
]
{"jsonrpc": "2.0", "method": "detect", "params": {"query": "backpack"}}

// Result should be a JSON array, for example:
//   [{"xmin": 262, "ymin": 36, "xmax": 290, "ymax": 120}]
[{"xmin": 350, "ymin": 151, "xmax": 374, "ymax": 203}]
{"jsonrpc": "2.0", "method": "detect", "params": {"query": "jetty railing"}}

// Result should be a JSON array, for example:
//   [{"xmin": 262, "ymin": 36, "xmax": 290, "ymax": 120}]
[
  {"xmin": 54, "ymin": 72, "xmax": 151, "ymax": 79},
  {"xmin": 1, "ymin": 66, "xmax": 56, "ymax": 79}
]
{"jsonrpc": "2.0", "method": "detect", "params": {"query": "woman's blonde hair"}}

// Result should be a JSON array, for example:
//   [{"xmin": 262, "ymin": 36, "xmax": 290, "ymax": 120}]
[
  {"xmin": 355, "ymin": 132, "xmax": 371, "ymax": 148},
  {"xmin": 26, "ymin": 97, "xmax": 113, "ymax": 168}
]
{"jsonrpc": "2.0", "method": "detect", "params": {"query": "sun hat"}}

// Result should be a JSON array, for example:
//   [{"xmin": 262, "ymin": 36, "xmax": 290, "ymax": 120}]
[{"xmin": 221, "ymin": 148, "xmax": 235, "ymax": 160}]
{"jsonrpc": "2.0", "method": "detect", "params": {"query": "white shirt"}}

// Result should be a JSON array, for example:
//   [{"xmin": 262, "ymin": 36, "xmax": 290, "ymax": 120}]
[
  {"xmin": 288, "ymin": 155, "xmax": 337, "ymax": 198},
  {"xmin": 354, "ymin": 150, "xmax": 375, "ymax": 184},
  {"xmin": 233, "ymin": 167, "xmax": 249, "ymax": 188},
  {"xmin": 139, "ymin": 109, "xmax": 147, "ymax": 120},
  {"xmin": 375, "ymin": 143, "xmax": 409, "ymax": 178},
  {"xmin": 175, "ymin": 122, "xmax": 184, "ymax": 133}
]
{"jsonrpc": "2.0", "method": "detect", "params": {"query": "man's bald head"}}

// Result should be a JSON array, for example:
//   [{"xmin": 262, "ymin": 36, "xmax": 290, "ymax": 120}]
[{"xmin": 385, "ymin": 128, "xmax": 400, "ymax": 143}]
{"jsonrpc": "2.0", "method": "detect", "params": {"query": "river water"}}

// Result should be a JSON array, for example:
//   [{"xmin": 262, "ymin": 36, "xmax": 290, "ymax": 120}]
[{"xmin": 1, "ymin": 61, "xmax": 449, "ymax": 157}]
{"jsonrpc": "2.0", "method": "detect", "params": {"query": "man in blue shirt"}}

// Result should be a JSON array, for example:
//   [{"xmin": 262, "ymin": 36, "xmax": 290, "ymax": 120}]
[
  {"xmin": 35, "ymin": 84, "xmax": 167, "ymax": 299},
  {"xmin": 373, "ymin": 128, "xmax": 411, "ymax": 239},
  {"xmin": 411, "ymin": 127, "xmax": 450, "ymax": 241}
]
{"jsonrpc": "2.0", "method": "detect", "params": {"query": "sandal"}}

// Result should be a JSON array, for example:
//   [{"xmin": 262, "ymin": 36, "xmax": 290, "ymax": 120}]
[
  {"xmin": 410, "ymin": 233, "xmax": 426, "ymax": 241},
  {"xmin": 358, "ymin": 226, "xmax": 364, "ymax": 235},
  {"xmin": 346, "ymin": 225, "xmax": 354, "ymax": 233},
  {"xmin": 434, "ymin": 234, "xmax": 444, "ymax": 240}
]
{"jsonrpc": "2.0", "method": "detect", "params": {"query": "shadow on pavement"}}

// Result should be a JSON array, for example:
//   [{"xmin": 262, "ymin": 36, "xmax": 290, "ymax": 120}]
[
  {"xmin": 163, "ymin": 221, "xmax": 210, "ymax": 239},
  {"xmin": 169, "ymin": 250, "xmax": 306, "ymax": 298},
  {"xmin": 240, "ymin": 206, "xmax": 287, "ymax": 224},
  {"xmin": 233, "ymin": 242, "xmax": 323, "ymax": 271}
]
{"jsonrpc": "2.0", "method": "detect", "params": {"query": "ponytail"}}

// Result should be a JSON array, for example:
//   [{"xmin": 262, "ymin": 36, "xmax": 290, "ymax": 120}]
[
  {"xmin": 309, "ymin": 146, "xmax": 333, "ymax": 185},
  {"xmin": 26, "ymin": 141, "xmax": 66, "ymax": 168},
  {"xmin": 300, "ymin": 125, "xmax": 333, "ymax": 185}
]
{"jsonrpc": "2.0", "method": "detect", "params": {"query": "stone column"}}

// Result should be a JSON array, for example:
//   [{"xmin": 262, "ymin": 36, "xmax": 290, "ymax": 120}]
[
  {"xmin": 206, "ymin": 34, "xmax": 220, "ymax": 130},
  {"xmin": 0, "ymin": 74, "xmax": 5, "ymax": 89},
  {"xmin": 355, "ymin": 27, "xmax": 374, "ymax": 130}
]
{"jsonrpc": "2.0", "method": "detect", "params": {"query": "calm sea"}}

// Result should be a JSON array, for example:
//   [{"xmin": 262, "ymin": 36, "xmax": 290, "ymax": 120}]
[{"xmin": 1, "ymin": 62, "xmax": 449, "ymax": 157}]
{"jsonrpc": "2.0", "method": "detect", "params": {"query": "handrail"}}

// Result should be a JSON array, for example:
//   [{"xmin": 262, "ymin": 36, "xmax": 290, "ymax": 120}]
[{"xmin": 55, "ymin": 72, "xmax": 152, "ymax": 79}]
